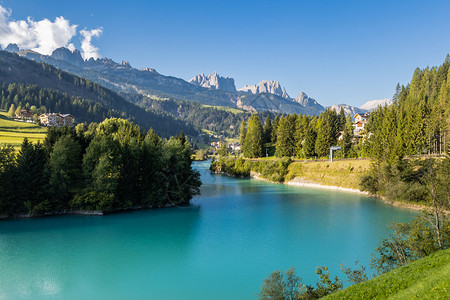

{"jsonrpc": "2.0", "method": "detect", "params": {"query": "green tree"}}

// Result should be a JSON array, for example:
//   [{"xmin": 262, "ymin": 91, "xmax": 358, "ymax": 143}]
[
  {"xmin": 239, "ymin": 119, "xmax": 246, "ymax": 148},
  {"xmin": 7, "ymin": 103, "xmax": 15, "ymax": 118},
  {"xmin": 341, "ymin": 114, "xmax": 353, "ymax": 158},
  {"xmin": 272, "ymin": 115, "xmax": 280, "ymax": 143},
  {"xmin": 244, "ymin": 115, "xmax": 264, "ymax": 158},
  {"xmin": 14, "ymin": 139, "xmax": 50, "ymax": 214},
  {"xmin": 303, "ymin": 123, "xmax": 317, "ymax": 158},
  {"xmin": 275, "ymin": 115, "xmax": 296, "ymax": 157},
  {"xmin": 48, "ymin": 135, "xmax": 82, "ymax": 209},
  {"xmin": 218, "ymin": 143, "xmax": 229, "ymax": 157},
  {"xmin": 263, "ymin": 115, "xmax": 273, "ymax": 143}
]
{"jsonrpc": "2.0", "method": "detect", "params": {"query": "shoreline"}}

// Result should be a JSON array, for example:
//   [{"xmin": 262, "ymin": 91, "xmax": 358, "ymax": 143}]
[
  {"xmin": 248, "ymin": 172, "xmax": 440, "ymax": 213},
  {"xmin": 0, "ymin": 203, "xmax": 179, "ymax": 221}
]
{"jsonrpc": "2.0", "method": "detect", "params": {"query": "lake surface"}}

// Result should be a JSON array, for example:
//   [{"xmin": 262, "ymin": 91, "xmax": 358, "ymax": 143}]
[{"xmin": 0, "ymin": 161, "xmax": 417, "ymax": 299}]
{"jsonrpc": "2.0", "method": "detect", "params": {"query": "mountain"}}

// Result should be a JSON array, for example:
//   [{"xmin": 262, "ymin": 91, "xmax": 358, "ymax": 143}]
[
  {"xmin": 189, "ymin": 72, "xmax": 236, "ymax": 92},
  {"xmin": 17, "ymin": 47, "xmax": 325, "ymax": 115},
  {"xmin": 238, "ymin": 80, "xmax": 290, "ymax": 99},
  {"xmin": 293, "ymin": 92, "xmax": 324, "ymax": 111},
  {"xmin": 359, "ymin": 98, "xmax": 392, "ymax": 111},
  {"xmin": 328, "ymin": 104, "xmax": 366, "ymax": 116},
  {"xmin": 5, "ymin": 43, "xmax": 19, "ymax": 53},
  {"xmin": 0, "ymin": 50, "xmax": 198, "ymax": 137}
]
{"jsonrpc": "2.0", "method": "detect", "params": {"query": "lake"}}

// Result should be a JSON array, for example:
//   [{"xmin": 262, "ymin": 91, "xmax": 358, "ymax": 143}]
[{"xmin": 0, "ymin": 161, "xmax": 416, "ymax": 299}]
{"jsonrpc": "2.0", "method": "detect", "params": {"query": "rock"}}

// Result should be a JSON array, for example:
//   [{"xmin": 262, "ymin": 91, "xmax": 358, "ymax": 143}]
[
  {"xmin": 5, "ymin": 43, "xmax": 19, "ymax": 53},
  {"xmin": 189, "ymin": 72, "xmax": 236, "ymax": 92},
  {"xmin": 359, "ymin": 98, "xmax": 392, "ymax": 111},
  {"xmin": 51, "ymin": 47, "xmax": 84, "ymax": 66},
  {"xmin": 238, "ymin": 80, "xmax": 290, "ymax": 99}
]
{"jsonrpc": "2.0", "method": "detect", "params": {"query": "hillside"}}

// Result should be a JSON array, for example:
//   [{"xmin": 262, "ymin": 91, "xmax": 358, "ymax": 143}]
[
  {"xmin": 0, "ymin": 111, "xmax": 46, "ymax": 147},
  {"xmin": 0, "ymin": 51, "xmax": 198, "ymax": 137},
  {"xmin": 324, "ymin": 249, "xmax": 450, "ymax": 299}
]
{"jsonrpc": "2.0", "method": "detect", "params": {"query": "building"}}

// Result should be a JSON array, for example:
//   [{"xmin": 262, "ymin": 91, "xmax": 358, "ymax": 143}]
[
  {"xmin": 39, "ymin": 113, "xmax": 75, "ymax": 126},
  {"xmin": 352, "ymin": 112, "xmax": 370, "ymax": 134},
  {"xmin": 16, "ymin": 109, "xmax": 33, "ymax": 120}
]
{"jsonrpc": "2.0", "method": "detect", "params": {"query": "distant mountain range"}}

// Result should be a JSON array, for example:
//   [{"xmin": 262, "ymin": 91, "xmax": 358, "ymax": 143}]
[
  {"xmin": 0, "ymin": 50, "xmax": 198, "ymax": 137},
  {"xmin": 6, "ymin": 43, "xmax": 390, "ymax": 116},
  {"xmin": 328, "ymin": 99, "xmax": 392, "ymax": 116}
]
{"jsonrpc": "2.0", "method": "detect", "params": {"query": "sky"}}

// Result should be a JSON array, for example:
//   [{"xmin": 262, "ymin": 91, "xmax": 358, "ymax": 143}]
[{"xmin": 1, "ymin": 0, "xmax": 450, "ymax": 107}]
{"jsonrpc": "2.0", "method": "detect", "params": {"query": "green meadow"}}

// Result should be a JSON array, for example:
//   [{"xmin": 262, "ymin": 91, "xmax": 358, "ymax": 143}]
[{"xmin": 0, "ymin": 111, "xmax": 46, "ymax": 148}]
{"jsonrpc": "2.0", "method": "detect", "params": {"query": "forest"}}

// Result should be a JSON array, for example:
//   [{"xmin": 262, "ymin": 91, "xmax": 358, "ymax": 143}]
[{"xmin": 0, "ymin": 118, "xmax": 201, "ymax": 217}]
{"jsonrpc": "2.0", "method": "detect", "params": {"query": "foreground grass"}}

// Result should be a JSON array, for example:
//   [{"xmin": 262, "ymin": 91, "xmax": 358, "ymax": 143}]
[
  {"xmin": 285, "ymin": 160, "xmax": 370, "ymax": 190},
  {"xmin": 324, "ymin": 249, "xmax": 450, "ymax": 300},
  {"xmin": 0, "ymin": 111, "xmax": 46, "ymax": 147}
]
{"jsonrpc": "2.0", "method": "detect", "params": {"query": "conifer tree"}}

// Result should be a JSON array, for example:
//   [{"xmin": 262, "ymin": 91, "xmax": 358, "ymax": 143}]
[
  {"xmin": 239, "ymin": 119, "xmax": 246, "ymax": 147},
  {"xmin": 7, "ymin": 104, "xmax": 15, "ymax": 118},
  {"xmin": 244, "ymin": 115, "xmax": 264, "ymax": 158},
  {"xmin": 275, "ymin": 115, "xmax": 296, "ymax": 157},
  {"xmin": 263, "ymin": 115, "xmax": 273, "ymax": 143},
  {"xmin": 271, "ymin": 115, "xmax": 280, "ymax": 143}
]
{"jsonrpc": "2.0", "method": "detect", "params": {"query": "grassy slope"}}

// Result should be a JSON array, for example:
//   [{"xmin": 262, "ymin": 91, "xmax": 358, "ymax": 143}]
[
  {"xmin": 0, "ymin": 112, "xmax": 46, "ymax": 147},
  {"xmin": 324, "ymin": 249, "xmax": 450, "ymax": 300},
  {"xmin": 285, "ymin": 160, "xmax": 371, "ymax": 190}
]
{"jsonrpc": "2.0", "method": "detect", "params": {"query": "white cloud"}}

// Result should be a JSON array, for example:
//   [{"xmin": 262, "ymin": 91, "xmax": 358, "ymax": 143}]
[
  {"xmin": 0, "ymin": 5, "xmax": 102, "ymax": 59},
  {"xmin": 80, "ymin": 28, "xmax": 102, "ymax": 60}
]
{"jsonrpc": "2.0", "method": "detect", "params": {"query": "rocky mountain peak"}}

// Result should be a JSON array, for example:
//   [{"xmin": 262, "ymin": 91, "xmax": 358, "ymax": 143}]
[
  {"xmin": 5, "ymin": 43, "xmax": 19, "ymax": 53},
  {"xmin": 238, "ymin": 80, "xmax": 290, "ymax": 99},
  {"xmin": 189, "ymin": 72, "xmax": 236, "ymax": 92},
  {"xmin": 51, "ymin": 47, "xmax": 84, "ymax": 66}
]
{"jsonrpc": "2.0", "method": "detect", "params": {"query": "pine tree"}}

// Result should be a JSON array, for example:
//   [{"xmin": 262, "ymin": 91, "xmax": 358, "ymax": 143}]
[
  {"xmin": 239, "ymin": 119, "xmax": 246, "ymax": 147},
  {"xmin": 7, "ymin": 104, "xmax": 15, "ymax": 118},
  {"xmin": 275, "ymin": 115, "xmax": 296, "ymax": 157},
  {"xmin": 341, "ymin": 115, "xmax": 353, "ymax": 158},
  {"xmin": 244, "ymin": 115, "xmax": 264, "ymax": 158},
  {"xmin": 303, "ymin": 124, "xmax": 317, "ymax": 158},
  {"xmin": 271, "ymin": 115, "xmax": 280, "ymax": 143},
  {"xmin": 263, "ymin": 115, "xmax": 273, "ymax": 143}
]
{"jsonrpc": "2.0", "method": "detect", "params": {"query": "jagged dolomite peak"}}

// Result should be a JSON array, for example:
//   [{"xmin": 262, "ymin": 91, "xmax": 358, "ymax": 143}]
[
  {"xmin": 294, "ymin": 92, "xmax": 320, "ymax": 107},
  {"xmin": 359, "ymin": 98, "xmax": 392, "ymax": 111},
  {"xmin": 189, "ymin": 72, "xmax": 236, "ymax": 92},
  {"xmin": 238, "ymin": 80, "xmax": 290, "ymax": 99}
]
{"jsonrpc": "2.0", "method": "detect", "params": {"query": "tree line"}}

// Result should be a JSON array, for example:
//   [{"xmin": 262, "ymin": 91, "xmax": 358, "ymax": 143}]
[
  {"xmin": 238, "ymin": 108, "xmax": 364, "ymax": 159},
  {"xmin": 0, "ymin": 118, "xmax": 201, "ymax": 217}
]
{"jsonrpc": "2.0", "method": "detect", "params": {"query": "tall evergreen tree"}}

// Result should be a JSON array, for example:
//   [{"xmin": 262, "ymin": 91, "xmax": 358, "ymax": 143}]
[
  {"xmin": 263, "ymin": 115, "xmax": 273, "ymax": 144},
  {"xmin": 275, "ymin": 115, "xmax": 297, "ymax": 157},
  {"xmin": 244, "ymin": 115, "xmax": 264, "ymax": 158}
]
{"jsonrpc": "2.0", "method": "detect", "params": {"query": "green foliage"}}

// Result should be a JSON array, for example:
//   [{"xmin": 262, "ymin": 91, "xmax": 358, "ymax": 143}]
[
  {"xmin": 275, "ymin": 115, "xmax": 297, "ymax": 157},
  {"xmin": 261, "ymin": 157, "xmax": 292, "ymax": 182},
  {"xmin": 244, "ymin": 114, "xmax": 264, "ymax": 158},
  {"xmin": 218, "ymin": 143, "xmax": 229, "ymax": 157},
  {"xmin": 0, "ymin": 118, "xmax": 202, "ymax": 216},
  {"xmin": 258, "ymin": 266, "xmax": 343, "ymax": 300},
  {"xmin": 371, "ymin": 214, "xmax": 450, "ymax": 275}
]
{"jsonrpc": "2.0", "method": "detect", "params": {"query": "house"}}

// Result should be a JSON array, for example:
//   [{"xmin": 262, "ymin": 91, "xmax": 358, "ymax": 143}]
[
  {"xmin": 229, "ymin": 143, "xmax": 241, "ymax": 152},
  {"xmin": 16, "ymin": 109, "xmax": 33, "ymax": 120},
  {"xmin": 352, "ymin": 112, "xmax": 370, "ymax": 135},
  {"xmin": 354, "ymin": 112, "xmax": 370, "ymax": 123},
  {"xmin": 39, "ymin": 113, "xmax": 75, "ymax": 126}
]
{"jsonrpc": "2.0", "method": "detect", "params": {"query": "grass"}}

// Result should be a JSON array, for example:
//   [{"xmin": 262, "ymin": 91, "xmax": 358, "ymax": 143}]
[
  {"xmin": 285, "ymin": 159, "xmax": 371, "ymax": 190},
  {"xmin": 324, "ymin": 248, "xmax": 450, "ymax": 299},
  {"xmin": 201, "ymin": 104, "xmax": 245, "ymax": 114},
  {"xmin": 0, "ymin": 111, "xmax": 47, "ymax": 148}
]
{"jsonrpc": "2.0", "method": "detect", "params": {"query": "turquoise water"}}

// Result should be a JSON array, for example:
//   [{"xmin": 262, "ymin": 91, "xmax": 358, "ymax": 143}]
[{"xmin": 0, "ymin": 161, "xmax": 417, "ymax": 299}]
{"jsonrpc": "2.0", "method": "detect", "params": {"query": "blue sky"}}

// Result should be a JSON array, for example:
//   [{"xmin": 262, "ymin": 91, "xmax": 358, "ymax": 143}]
[{"xmin": 2, "ymin": 0, "xmax": 450, "ymax": 106}]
